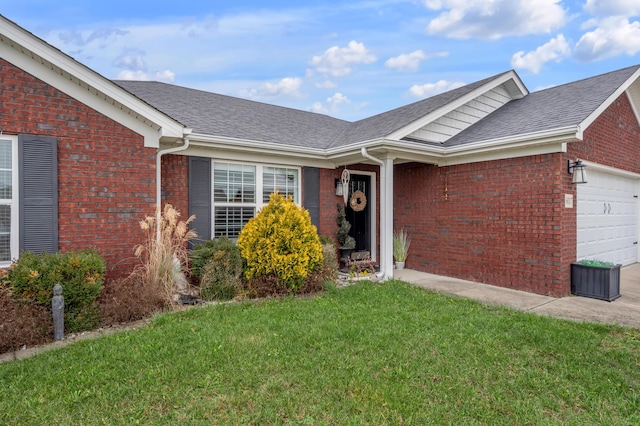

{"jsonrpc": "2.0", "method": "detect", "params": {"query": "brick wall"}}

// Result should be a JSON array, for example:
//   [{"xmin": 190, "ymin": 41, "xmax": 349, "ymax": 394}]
[
  {"xmin": 394, "ymin": 154, "xmax": 570, "ymax": 296},
  {"xmin": 0, "ymin": 59, "xmax": 157, "ymax": 279},
  {"xmin": 568, "ymin": 92, "xmax": 640, "ymax": 174},
  {"xmin": 161, "ymin": 154, "xmax": 189, "ymax": 219},
  {"xmin": 393, "ymin": 92, "xmax": 640, "ymax": 297}
]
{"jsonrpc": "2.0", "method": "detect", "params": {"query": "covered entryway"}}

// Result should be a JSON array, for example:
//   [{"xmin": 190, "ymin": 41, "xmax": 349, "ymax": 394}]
[
  {"xmin": 345, "ymin": 174, "xmax": 372, "ymax": 254},
  {"xmin": 577, "ymin": 168, "xmax": 639, "ymax": 265}
]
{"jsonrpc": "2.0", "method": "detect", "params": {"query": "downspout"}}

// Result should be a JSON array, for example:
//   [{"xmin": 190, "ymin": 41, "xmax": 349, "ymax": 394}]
[
  {"xmin": 360, "ymin": 147, "xmax": 394, "ymax": 280},
  {"xmin": 156, "ymin": 128, "xmax": 192, "ymax": 243}
]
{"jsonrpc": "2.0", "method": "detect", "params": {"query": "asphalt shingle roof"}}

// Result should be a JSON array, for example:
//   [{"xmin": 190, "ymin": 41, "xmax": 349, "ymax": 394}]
[
  {"xmin": 115, "ymin": 65, "xmax": 640, "ymax": 151},
  {"xmin": 444, "ymin": 65, "xmax": 640, "ymax": 147},
  {"xmin": 114, "ymin": 80, "xmax": 350, "ymax": 149}
]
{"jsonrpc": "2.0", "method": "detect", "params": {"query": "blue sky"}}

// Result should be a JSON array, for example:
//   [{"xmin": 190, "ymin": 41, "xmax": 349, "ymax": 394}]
[{"xmin": 4, "ymin": 0, "xmax": 640, "ymax": 121}]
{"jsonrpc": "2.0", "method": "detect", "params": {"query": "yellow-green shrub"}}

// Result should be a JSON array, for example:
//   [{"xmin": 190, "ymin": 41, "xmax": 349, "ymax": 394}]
[{"xmin": 238, "ymin": 193, "xmax": 323, "ymax": 292}]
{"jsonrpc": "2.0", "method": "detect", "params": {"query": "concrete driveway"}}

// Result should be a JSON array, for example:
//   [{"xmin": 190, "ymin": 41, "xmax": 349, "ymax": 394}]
[{"xmin": 395, "ymin": 263, "xmax": 640, "ymax": 328}]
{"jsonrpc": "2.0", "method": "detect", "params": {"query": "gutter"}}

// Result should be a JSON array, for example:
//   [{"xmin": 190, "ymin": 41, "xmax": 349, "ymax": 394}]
[
  {"xmin": 360, "ymin": 147, "xmax": 393, "ymax": 280},
  {"xmin": 155, "ymin": 128, "xmax": 192, "ymax": 242}
]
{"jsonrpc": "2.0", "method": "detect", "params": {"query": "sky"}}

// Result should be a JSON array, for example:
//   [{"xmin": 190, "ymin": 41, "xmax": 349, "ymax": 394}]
[{"xmin": 3, "ymin": 0, "xmax": 640, "ymax": 121}]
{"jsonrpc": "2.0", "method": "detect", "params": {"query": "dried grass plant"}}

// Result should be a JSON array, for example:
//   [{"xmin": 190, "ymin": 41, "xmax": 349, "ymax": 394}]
[{"xmin": 133, "ymin": 204, "xmax": 197, "ymax": 306}]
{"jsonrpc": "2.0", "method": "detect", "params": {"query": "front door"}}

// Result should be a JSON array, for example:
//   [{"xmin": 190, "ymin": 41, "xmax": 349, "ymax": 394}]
[{"xmin": 346, "ymin": 174, "xmax": 371, "ymax": 252}]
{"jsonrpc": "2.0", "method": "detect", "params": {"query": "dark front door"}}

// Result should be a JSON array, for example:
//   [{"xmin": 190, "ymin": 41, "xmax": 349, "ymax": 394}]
[{"xmin": 346, "ymin": 174, "xmax": 371, "ymax": 252}]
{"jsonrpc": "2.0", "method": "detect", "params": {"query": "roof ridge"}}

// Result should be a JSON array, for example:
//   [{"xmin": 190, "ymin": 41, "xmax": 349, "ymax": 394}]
[{"xmin": 532, "ymin": 64, "xmax": 640, "ymax": 94}]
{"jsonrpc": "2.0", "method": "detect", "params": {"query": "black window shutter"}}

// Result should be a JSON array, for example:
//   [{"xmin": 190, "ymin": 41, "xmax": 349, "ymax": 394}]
[
  {"xmin": 18, "ymin": 134, "xmax": 58, "ymax": 254},
  {"xmin": 303, "ymin": 167, "xmax": 320, "ymax": 229},
  {"xmin": 188, "ymin": 156, "xmax": 211, "ymax": 244}
]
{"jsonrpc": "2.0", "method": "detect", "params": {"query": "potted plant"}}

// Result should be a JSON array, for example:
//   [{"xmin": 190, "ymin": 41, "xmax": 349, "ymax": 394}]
[
  {"xmin": 570, "ymin": 259, "xmax": 621, "ymax": 301},
  {"xmin": 393, "ymin": 229, "xmax": 411, "ymax": 270},
  {"xmin": 336, "ymin": 203, "xmax": 356, "ymax": 260}
]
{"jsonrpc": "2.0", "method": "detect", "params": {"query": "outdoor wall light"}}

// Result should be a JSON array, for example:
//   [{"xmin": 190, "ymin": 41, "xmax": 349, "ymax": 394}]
[
  {"xmin": 568, "ymin": 159, "xmax": 587, "ymax": 184},
  {"xmin": 335, "ymin": 178, "xmax": 344, "ymax": 196}
]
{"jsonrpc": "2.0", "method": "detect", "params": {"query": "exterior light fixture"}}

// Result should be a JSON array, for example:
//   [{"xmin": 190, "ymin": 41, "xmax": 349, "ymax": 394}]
[
  {"xmin": 335, "ymin": 179, "xmax": 343, "ymax": 196},
  {"xmin": 568, "ymin": 159, "xmax": 587, "ymax": 184}
]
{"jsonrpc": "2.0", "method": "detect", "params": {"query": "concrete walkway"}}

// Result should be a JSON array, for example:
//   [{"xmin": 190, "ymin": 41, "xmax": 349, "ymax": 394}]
[{"xmin": 395, "ymin": 263, "xmax": 640, "ymax": 328}]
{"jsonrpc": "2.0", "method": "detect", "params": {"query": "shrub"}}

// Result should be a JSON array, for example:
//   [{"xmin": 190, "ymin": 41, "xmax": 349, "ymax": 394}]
[
  {"xmin": 198, "ymin": 238, "xmax": 243, "ymax": 301},
  {"xmin": 238, "ymin": 193, "xmax": 323, "ymax": 292},
  {"xmin": 98, "ymin": 275, "xmax": 167, "ymax": 325},
  {"xmin": 0, "ymin": 278, "xmax": 52, "ymax": 353},
  {"xmin": 7, "ymin": 249, "xmax": 105, "ymax": 333},
  {"xmin": 133, "ymin": 204, "xmax": 196, "ymax": 305},
  {"xmin": 321, "ymin": 239, "xmax": 339, "ymax": 273},
  {"xmin": 189, "ymin": 236, "xmax": 241, "ymax": 280}
]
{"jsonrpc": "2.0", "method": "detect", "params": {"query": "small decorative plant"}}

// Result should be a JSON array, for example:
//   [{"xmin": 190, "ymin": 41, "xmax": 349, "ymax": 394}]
[
  {"xmin": 393, "ymin": 229, "xmax": 411, "ymax": 262},
  {"xmin": 336, "ymin": 203, "xmax": 356, "ymax": 249},
  {"xmin": 578, "ymin": 259, "xmax": 616, "ymax": 268}
]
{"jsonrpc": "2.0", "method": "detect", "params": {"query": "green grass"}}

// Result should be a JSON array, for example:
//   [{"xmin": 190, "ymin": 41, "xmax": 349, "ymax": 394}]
[{"xmin": 1, "ymin": 281, "xmax": 639, "ymax": 425}]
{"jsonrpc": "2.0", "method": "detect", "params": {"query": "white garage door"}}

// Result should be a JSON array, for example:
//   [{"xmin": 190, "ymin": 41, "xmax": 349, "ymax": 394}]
[{"xmin": 577, "ymin": 169, "xmax": 638, "ymax": 265}]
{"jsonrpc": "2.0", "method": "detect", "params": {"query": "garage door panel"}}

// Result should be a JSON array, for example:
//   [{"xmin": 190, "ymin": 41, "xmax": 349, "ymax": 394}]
[{"xmin": 577, "ymin": 170, "xmax": 638, "ymax": 266}]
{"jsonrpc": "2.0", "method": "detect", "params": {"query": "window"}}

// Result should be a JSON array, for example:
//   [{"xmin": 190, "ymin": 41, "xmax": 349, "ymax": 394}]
[
  {"xmin": 212, "ymin": 162, "xmax": 299, "ymax": 238},
  {"xmin": 0, "ymin": 137, "xmax": 17, "ymax": 266}
]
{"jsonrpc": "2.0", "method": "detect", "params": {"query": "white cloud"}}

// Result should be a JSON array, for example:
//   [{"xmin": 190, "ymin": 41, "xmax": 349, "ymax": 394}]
[
  {"xmin": 240, "ymin": 77, "xmax": 303, "ymax": 98},
  {"xmin": 425, "ymin": 0, "xmax": 566, "ymax": 39},
  {"xmin": 409, "ymin": 80, "xmax": 465, "ymax": 98},
  {"xmin": 113, "ymin": 48, "xmax": 174, "ymax": 82},
  {"xmin": 113, "ymin": 49, "xmax": 147, "ymax": 71},
  {"xmin": 58, "ymin": 27, "xmax": 128, "ymax": 47},
  {"xmin": 575, "ymin": 17, "xmax": 640, "ymax": 62},
  {"xmin": 309, "ymin": 92, "xmax": 351, "ymax": 115},
  {"xmin": 309, "ymin": 41, "xmax": 376, "ymax": 77},
  {"xmin": 584, "ymin": 0, "xmax": 640, "ymax": 17},
  {"xmin": 511, "ymin": 34, "xmax": 570, "ymax": 73},
  {"xmin": 316, "ymin": 80, "xmax": 337, "ymax": 89},
  {"xmin": 116, "ymin": 70, "xmax": 175, "ymax": 82},
  {"xmin": 385, "ymin": 50, "xmax": 427, "ymax": 71}
]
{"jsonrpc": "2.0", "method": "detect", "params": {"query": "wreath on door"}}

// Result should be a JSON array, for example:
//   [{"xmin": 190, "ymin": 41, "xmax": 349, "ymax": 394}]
[{"xmin": 349, "ymin": 190, "xmax": 367, "ymax": 212}]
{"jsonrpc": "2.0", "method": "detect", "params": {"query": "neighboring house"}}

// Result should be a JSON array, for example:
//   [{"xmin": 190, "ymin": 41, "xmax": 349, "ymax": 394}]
[{"xmin": 1, "ymin": 15, "xmax": 639, "ymax": 296}]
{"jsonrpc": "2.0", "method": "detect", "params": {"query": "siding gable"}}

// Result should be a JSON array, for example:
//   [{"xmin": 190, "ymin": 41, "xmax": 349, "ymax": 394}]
[{"xmin": 406, "ymin": 84, "xmax": 513, "ymax": 143}]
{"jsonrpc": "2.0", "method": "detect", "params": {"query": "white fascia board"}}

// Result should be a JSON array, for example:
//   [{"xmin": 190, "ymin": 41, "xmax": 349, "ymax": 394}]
[
  {"xmin": 186, "ymin": 134, "xmax": 335, "ymax": 168},
  {"xmin": 579, "ymin": 67, "xmax": 640, "ymax": 132},
  {"xmin": 438, "ymin": 142, "xmax": 567, "ymax": 166},
  {"xmin": 442, "ymin": 125, "xmax": 580, "ymax": 156},
  {"xmin": 581, "ymin": 160, "xmax": 640, "ymax": 179},
  {"xmin": 0, "ymin": 17, "xmax": 184, "ymax": 147},
  {"xmin": 330, "ymin": 126, "xmax": 578, "ymax": 166},
  {"xmin": 386, "ymin": 71, "xmax": 528, "ymax": 141}
]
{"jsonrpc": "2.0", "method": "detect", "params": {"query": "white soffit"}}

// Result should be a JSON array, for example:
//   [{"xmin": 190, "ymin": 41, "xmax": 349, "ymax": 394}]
[{"xmin": 625, "ymin": 77, "xmax": 640, "ymax": 125}]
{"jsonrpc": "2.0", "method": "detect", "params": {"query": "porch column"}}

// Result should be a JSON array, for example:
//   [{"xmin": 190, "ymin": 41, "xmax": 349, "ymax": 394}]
[
  {"xmin": 361, "ymin": 148, "xmax": 394, "ymax": 280},
  {"xmin": 382, "ymin": 155, "xmax": 394, "ymax": 279}
]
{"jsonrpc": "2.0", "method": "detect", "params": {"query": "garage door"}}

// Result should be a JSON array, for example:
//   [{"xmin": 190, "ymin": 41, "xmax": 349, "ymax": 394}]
[{"xmin": 577, "ymin": 169, "xmax": 638, "ymax": 265}]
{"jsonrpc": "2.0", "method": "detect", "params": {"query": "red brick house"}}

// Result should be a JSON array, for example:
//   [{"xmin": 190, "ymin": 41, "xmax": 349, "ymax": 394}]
[{"xmin": 1, "ymin": 15, "xmax": 639, "ymax": 296}]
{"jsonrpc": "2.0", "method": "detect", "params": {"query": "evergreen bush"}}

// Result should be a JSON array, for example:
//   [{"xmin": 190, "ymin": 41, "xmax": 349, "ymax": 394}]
[
  {"xmin": 238, "ymin": 193, "xmax": 323, "ymax": 292},
  {"xmin": 7, "ymin": 249, "xmax": 105, "ymax": 332},
  {"xmin": 197, "ymin": 238, "xmax": 243, "ymax": 301}
]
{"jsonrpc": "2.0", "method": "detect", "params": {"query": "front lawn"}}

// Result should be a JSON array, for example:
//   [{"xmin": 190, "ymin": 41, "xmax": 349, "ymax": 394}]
[{"xmin": 1, "ymin": 281, "xmax": 638, "ymax": 424}]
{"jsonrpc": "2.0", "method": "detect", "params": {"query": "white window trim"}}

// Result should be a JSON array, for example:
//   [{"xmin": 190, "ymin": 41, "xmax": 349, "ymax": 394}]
[
  {"xmin": 211, "ymin": 160, "xmax": 301, "ymax": 237},
  {"xmin": 0, "ymin": 135, "xmax": 19, "ymax": 267}
]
